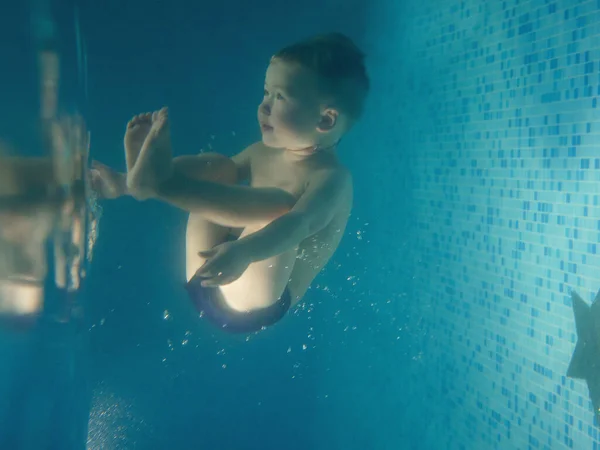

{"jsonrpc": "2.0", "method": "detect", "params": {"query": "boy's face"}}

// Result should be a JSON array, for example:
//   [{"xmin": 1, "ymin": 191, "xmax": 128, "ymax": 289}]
[{"xmin": 258, "ymin": 59, "xmax": 331, "ymax": 150}]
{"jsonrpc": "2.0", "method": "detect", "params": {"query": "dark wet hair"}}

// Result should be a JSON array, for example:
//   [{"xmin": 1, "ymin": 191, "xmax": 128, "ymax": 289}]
[{"xmin": 273, "ymin": 32, "xmax": 370, "ymax": 124}]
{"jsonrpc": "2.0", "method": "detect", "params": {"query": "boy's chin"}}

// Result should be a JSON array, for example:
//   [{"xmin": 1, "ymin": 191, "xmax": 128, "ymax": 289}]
[{"xmin": 261, "ymin": 135, "xmax": 283, "ymax": 149}]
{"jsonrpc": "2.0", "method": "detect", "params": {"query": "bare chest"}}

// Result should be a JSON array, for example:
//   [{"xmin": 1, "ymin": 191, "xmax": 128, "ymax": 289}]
[{"xmin": 248, "ymin": 151, "xmax": 309, "ymax": 197}]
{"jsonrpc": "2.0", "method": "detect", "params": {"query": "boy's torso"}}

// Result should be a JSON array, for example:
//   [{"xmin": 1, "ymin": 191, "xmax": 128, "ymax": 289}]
[{"xmin": 245, "ymin": 142, "xmax": 352, "ymax": 304}]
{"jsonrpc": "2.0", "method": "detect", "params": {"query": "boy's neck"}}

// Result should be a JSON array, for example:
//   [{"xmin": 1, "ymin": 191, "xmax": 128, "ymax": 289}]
[{"xmin": 285, "ymin": 140, "xmax": 340, "ymax": 158}]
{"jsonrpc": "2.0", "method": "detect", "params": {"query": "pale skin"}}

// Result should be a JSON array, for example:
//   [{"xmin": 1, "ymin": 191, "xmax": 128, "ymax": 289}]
[{"xmin": 95, "ymin": 58, "xmax": 354, "ymax": 313}]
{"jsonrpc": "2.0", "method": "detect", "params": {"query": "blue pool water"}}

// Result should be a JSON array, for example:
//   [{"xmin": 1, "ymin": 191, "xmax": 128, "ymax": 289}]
[{"xmin": 2, "ymin": 0, "xmax": 600, "ymax": 449}]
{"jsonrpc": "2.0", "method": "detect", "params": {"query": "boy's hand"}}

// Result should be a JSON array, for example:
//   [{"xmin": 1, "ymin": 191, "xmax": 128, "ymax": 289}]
[{"xmin": 194, "ymin": 241, "xmax": 252, "ymax": 287}]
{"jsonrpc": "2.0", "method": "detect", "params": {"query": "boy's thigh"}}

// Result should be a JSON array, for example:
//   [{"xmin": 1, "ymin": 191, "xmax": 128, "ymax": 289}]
[
  {"xmin": 186, "ymin": 220, "xmax": 297, "ymax": 313},
  {"xmin": 185, "ymin": 214, "xmax": 231, "ymax": 281},
  {"xmin": 218, "ymin": 246, "xmax": 297, "ymax": 312}
]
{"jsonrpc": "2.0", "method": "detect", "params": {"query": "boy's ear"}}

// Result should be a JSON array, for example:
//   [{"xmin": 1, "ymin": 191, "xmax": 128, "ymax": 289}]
[{"xmin": 317, "ymin": 109, "xmax": 338, "ymax": 132}]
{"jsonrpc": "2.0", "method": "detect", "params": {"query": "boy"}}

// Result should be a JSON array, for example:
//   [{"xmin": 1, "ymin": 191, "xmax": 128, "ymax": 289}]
[{"xmin": 94, "ymin": 33, "xmax": 370, "ymax": 333}]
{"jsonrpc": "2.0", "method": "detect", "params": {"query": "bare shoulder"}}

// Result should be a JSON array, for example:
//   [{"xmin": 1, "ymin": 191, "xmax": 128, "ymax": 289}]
[
  {"xmin": 331, "ymin": 166, "xmax": 353, "ymax": 213},
  {"xmin": 230, "ymin": 141, "xmax": 262, "ymax": 163},
  {"xmin": 310, "ymin": 162, "xmax": 353, "ymax": 196},
  {"xmin": 296, "ymin": 162, "xmax": 353, "ymax": 226},
  {"xmin": 330, "ymin": 165, "xmax": 353, "ymax": 186},
  {"xmin": 327, "ymin": 165, "xmax": 353, "ymax": 218}
]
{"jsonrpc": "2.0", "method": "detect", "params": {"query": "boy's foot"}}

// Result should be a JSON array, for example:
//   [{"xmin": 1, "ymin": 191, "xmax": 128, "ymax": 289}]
[
  {"xmin": 90, "ymin": 161, "xmax": 127, "ymax": 199},
  {"xmin": 126, "ymin": 107, "xmax": 173, "ymax": 200},
  {"xmin": 124, "ymin": 113, "xmax": 153, "ymax": 171}
]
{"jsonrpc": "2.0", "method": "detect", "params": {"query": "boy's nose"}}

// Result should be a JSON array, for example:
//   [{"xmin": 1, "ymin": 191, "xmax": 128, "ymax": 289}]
[{"xmin": 259, "ymin": 102, "xmax": 271, "ymax": 115}]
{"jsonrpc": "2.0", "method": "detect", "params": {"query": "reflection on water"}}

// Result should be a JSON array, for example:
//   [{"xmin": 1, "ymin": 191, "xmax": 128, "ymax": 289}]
[
  {"xmin": 0, "ymin": 0, "xmax": 98, "ymax": 325},
  {"xmin": 0, "ymin": 120, "xmax": 100, "ymax": 325},
  {"xmin": 0, "ymin": 0, "xmax": 101, "ymax": 447}
]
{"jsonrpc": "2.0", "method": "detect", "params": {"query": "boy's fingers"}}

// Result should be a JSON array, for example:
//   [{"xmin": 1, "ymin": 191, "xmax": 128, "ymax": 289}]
[
  {"xmin": 196, "ymin": 260, "xmax": 220, "ymax": 277},
  {"xmin": 201, "ymin": 278, "xmax": 219, "ymax": 287},
  {"xmin": 199, "ymin": 268, "xmax": 238, "ymax": 286},
  {"xmin": 195, "ymin": 265, "xmax": 211, "ymax": 276},
  {"xmin": 220, "ymin": 276, "xmax": 237, "ymax": 286},
  {"xmin": 201, "ymin": 277, "xmax": 230, "ymax": 287}
]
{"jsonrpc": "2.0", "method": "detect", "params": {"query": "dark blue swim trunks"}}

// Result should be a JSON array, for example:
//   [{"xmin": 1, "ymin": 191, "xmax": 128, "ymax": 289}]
[{"xmin": 185, "ymin": 275, "xmax": 291, "ymax": 333}]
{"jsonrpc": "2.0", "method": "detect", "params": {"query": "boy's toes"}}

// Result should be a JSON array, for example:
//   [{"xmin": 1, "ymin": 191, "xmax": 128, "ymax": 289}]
[
  {"xmin": 151, "ymin": 107, "xmax": 168, "ymax": 123},
  {"xmin": 127, "ymin": 113, "xmax": 152, "ymax": 128},
  {"xmin": 157, "ymin": 107, "xmax": 168, "ymax": 120}
]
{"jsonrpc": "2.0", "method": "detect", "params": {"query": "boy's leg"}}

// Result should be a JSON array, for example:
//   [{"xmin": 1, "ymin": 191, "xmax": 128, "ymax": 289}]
[
  {"xmin": 129, "ymin": 126, "xmax": 239, "ymax": 278},
  {"xmin": 125, "ymin": 109, "xmax": 297, "ymax": 314},
  {"xmin": 177, "ymin": 154, "xmax": 296, "ymax": 309},
  {"xmin": 124, "ymin": 113, "xmax": 153, "ymax": 173},
  {"xmin": 126, "ymin": 108, "xmax": 173, "ymax": 200},
  {"xmin": 126, "ymin": 109, "xmax": 294, "ymax": 229},
  {"xmin": 93, "ymin": 153, "xmax": 238, "ymax": 281},
  {"xmin": 93, "ymin": 106, "xmax": 236, "ymax": 199},
  {"xmin": 90, "ymin": 111, "xmax": 169, "ymax": 200},
  {"xmin": 91, "ymin": 152, "xmax": 237, "ymax": 199},
  {"xmin": 185, "ymin": 215, "xmax": 232, "ymax": 282},
  {"xmin": 183, "ymin": 183, "xmax": 297, "ymax": 312},
  {"xmin": 95, "ymin": 109, "xmax": 245, "ymax": 281},
  {"xmin": 216, "ymin": 223, "xmax": 298, "ymax": 312},
  {"xmin": 179, "ymin": 154, "xmax": 239, "ymax": 281}
]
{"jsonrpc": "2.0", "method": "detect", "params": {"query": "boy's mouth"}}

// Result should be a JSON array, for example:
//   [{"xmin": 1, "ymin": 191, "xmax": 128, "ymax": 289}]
[{"xmin": 260, "ymin": 123, "xmax": 273, "ymax": 132}]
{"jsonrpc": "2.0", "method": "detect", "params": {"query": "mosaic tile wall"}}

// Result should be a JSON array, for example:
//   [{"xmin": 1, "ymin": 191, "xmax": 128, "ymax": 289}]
[{"xmin": 368, "ymin": 0, "xmax": 600, "ymax": 448}]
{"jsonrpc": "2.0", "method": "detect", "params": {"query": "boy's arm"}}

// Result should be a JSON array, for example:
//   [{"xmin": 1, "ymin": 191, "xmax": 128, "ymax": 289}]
[
  {"xmin": 156, "ymin": 143, "xmax": 295, "ymax": 228},
  {"xmin": 236, "ymin": 168, "xmax": 352, "ymax": 262},
  {"xmin": 171, "ymin": 143, "xmax": 252, "ymax": 184}
]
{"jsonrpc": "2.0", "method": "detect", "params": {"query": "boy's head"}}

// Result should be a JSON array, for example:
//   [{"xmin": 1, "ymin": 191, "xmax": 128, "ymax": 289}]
[{"xmin": 258, "ymin": 33, "xmax": 369, "ymax": 151}]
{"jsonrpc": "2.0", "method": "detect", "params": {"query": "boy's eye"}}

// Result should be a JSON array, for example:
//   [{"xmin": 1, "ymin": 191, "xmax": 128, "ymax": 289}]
[{"xmin": 263, "ymin": 89, "xmax": 284, "ymax": 100}]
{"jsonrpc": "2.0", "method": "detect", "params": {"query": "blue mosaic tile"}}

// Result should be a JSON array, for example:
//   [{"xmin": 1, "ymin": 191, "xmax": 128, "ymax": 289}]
[{"xmin": 374, "ymin": 0, "xmax": 600, "ymax": 447}]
